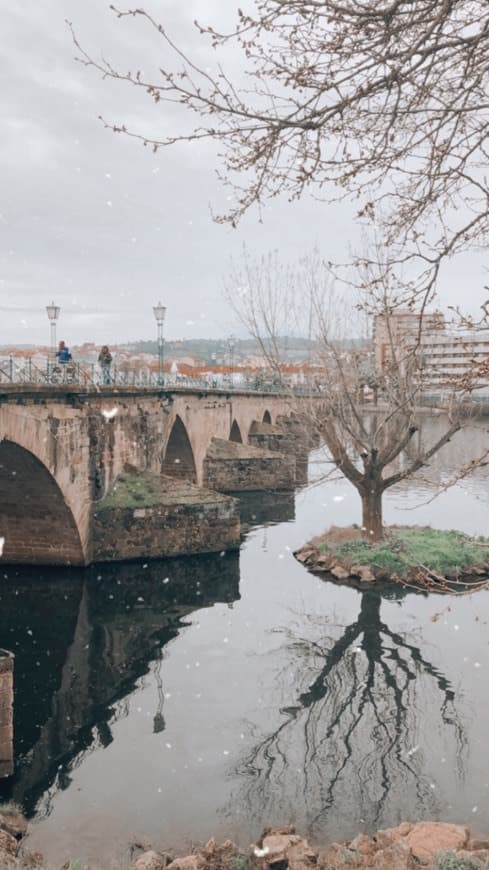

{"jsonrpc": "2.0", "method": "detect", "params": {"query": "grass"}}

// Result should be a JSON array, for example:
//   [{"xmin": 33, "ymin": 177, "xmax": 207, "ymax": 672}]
[
  {"xmin": 320, "ymin": 527, "xmax": 489, "ymax": 579},
  {"xmin": 228, "ymin": 855, "xmax": 250, "ymax": 870},
  {"xmin": 97, "ymin": 468, "xmax": 223, "ymax": 510},
  {"xmin": 434, "ymin": 852, "xmax": 489, "ymax": 869},
  {"xmin": 98, "ymin": 469, "xmax": 168, "ymax": 510}
]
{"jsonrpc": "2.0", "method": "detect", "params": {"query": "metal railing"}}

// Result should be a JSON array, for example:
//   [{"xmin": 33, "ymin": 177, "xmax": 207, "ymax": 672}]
[{"xmin": 0, "ymin": 356, "xmax": 320, "ymax": 395}]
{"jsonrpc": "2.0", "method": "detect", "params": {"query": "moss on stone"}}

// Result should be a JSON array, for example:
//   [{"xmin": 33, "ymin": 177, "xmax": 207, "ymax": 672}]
[{"xmin": 97, "ymin": 469, "xmax": 229, "ymax": 511}]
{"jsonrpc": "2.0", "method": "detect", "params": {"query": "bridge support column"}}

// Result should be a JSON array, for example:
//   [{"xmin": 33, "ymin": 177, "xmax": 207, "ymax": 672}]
[
  {"xmin": 248, "ymin": 420, "xmax": 311, "ymax": 484},
  {"xmin": 0, "ymin": 650, "xmax": 14, "ymax": 779},
  {"xmin": 203, "ymin": 438, "xmax": 296, "ymax": 493},
  {"xmin": 276, "ymin": 413, "xmax": 321, "ymax": 450},
  {"xmin": 92, "ymin": 467, "xmax": 240, "ymax": 562}
]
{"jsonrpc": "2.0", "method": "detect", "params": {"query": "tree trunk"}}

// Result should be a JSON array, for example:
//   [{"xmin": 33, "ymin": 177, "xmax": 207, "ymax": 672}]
[{"xmin": 361, "ymin": 487, "xmax": 384, "ymax": 541}]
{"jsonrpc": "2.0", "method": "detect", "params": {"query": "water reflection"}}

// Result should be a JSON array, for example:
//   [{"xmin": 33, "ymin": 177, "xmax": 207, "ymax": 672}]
[
  {"xmin": 228, "ymin": 589, "xmax": 466, "ymax": 838},
  {"xmin": 0, "ymin": 552, "xmax": 240, "ymax": 816},
  {"xmin": 1, "ymin": 415, "xmax": 489, "ymax": 865},
  {"xmin": 388, "ymin": 416, "xmax": 489, "ymax": 503},
  {"xmin": 232, "ymin": 490, "xmax": 296, "ymax": 531}
]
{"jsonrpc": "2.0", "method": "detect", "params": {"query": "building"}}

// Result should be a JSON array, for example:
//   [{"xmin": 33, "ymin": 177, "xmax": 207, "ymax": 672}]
[
  {"xmin": 374, "ymin": 311, "xmax": 489, "ymax": 397},
  {"xmin": 373, "ymin": 310, "xmax": 445, "ymax": 371}
]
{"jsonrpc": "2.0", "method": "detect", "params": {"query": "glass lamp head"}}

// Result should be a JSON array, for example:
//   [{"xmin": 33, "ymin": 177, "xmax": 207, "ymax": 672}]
[
  {"xmin": 46, "ymin": 301, "xmax": 60, "ymax": 322},
  {"xmin": 153, "ymin": 302, "xmax": 167, "ymax": 323}
]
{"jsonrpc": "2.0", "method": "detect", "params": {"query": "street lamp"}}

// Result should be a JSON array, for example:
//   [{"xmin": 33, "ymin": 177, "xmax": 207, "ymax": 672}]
[
  {"xmin": 227, "ymin": 336, "xmax": 236, "ymax": 385},
  {"xmin": 153, "ymin": 302, "xmax": 167, "ymax": 385},
  {"xmin": 46, "ymin": 301, "xmax": 60, "ymax": 354}
]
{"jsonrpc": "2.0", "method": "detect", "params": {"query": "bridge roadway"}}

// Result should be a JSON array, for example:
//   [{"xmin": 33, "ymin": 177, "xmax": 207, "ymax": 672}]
[{"xmin": 0, "ymin": 384, "xmax": 314, "ymax": 566}]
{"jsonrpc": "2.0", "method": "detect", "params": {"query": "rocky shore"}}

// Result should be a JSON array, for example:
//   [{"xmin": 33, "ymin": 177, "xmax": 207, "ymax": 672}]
[
  {"xmin": 3, "ymin": 809, "xmax": 489, "ymax": 870},
  {"xmin": 294, "ymin": 525, "xmax": 489, "ymax": 594}
]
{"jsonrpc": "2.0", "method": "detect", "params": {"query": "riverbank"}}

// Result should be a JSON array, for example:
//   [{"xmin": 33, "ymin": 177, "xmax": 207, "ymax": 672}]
[
  {"xmin": 4, "ymin": 812, "xmax": 489, "ymax": 869},
  {"xmin": 294, "ymin": 525, "xmax": 489, "ymax": 593}
]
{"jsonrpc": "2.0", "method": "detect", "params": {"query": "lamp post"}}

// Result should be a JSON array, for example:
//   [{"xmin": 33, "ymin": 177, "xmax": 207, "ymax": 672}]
[
  {"xmin": 153, "ymin": 302, "xmax": 167, "ymax": 385},
  {"xmin": 46, "ymin": 301, "xmax": 60, "ymax": 354},
  {"xmin": 227, "ymin": 336, "xmax": 236, "ymax": 386}
]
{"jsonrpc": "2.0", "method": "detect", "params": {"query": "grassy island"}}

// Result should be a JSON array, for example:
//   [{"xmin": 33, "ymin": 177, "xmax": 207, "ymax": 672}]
[{"xmin": 294, "ymin": 526, "xmax": 489, "ymax": 593}]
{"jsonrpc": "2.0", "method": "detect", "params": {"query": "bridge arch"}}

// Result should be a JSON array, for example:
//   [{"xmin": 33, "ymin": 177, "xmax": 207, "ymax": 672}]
[
  {"xmin": 162, "ymin": 415, "xmax": 197, "ymax": 483},
  {"xmin": 229, "ymin": 420, "xmax": 243, "ymax": 443},
  {"xmin": 248, "ymin": 420, "xmax": 260, "ymax": 438},
  {"xmin": 0, "ymin": 439, "xmax": 85, "ymax": 565},
  {"xmin": 262, "ymin": 410, "xmax": 272, "ymax": 424}
]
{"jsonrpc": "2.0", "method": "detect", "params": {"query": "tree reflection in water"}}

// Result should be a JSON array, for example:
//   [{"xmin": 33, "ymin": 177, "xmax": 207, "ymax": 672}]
[{"xmin": 228, "ymin": 590, "xmax": 466, "ymax": 838}]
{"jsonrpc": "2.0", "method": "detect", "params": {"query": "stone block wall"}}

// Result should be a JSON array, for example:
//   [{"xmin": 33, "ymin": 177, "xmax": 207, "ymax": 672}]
[
  {"xmin": 204, "ymin": 455, "xmax": 296, "ymax": 492},
  {"xmin": 92, "ymin": 470, "xmax": 240, "ymax": 561},
  {"xmin": 248, "ymin": 422, "xmax": 310, "ymax": 459},
  {"xmin": 203, "ymin": 438, "xmax": 296, "ymax": 492},
  {"xmin": 276, "ymin": 414, "xmax": 321, "ymax": 450},
  {"xmin": 0, "ymin": 650, "xmax": 14, "ymax": 779},
  {"xmin": 93, "ymin": 499, "xmax": 240, "ymax": 561},
  {"xmin": 248, "ymin": 423, "xmax": 309, "ymax": 485}
]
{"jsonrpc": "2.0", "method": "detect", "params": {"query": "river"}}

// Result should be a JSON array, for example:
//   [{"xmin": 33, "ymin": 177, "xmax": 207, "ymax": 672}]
[{"xmin": 1, "ymin": 416, "xmax": 488, "ymax": 868}]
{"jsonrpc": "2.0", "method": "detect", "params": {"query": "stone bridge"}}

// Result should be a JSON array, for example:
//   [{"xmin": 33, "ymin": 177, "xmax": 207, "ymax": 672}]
[{"xmin": 0, "ymin": 385, "xmax": 315, "ymax": 566}]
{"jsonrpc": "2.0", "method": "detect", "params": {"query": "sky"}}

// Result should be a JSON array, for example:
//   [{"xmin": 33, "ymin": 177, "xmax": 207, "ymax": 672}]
[{"xmin": 1, "ymin": 0, "xmax": 486, "ymax": 346}]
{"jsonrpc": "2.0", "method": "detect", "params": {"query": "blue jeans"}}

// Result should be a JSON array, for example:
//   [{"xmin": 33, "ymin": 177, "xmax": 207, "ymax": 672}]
[{"xmin": 102, "ymin": 366, "xmax": 111, "ymax": 384}]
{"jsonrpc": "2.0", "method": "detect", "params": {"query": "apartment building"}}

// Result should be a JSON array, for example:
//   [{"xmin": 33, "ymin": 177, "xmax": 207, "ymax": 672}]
[{"xmin": 374, "ymin": 311, "xmax": 489, "ymax": 396}]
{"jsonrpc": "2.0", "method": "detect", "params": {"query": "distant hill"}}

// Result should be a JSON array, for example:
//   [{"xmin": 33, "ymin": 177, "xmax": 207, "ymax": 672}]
[{"xmin": 124, "ymin": 336, "xmax": 365, "ymax": 363}]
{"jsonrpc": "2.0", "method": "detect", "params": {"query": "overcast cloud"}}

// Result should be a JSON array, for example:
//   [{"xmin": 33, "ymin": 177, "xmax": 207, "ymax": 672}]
[{"xmin": 0, "ymin": 0, "xmax": 485, "ymax": 346}]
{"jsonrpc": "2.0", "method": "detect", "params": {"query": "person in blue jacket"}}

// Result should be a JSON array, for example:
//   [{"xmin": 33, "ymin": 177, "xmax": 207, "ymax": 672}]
[{"xmin": 56, "ymin": 340, "xmax": 72, "ymax": 364}]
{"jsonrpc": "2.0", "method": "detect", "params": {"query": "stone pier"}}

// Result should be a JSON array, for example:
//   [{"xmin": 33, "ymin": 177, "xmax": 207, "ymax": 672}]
[
  {"xmin": 203, "ymin": 437, "xmax": 296, "ymax": 492},
  {"xmin": 0, "ymin": 650, "xmax": 14, "ymax": 779},
  {"xmin": 248, "ymin": 419, "xmax": 313, "ymax": 484},
  {"xmin": 92, "ymin": 468, "xmax": 240, "ymax": 562}
]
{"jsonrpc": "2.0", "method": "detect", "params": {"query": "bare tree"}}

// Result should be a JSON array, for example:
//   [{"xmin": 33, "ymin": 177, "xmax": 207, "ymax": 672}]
[
  {"xmin": 71, "ymin": 1, "xmax": 489, "ymax": 308},
  {"xmin": 225, "ymin": 250, "xmax": 301, "ymax": 385},
  {"xmin": 228, "ymin": 248, "xmax": 486, "ymax": 540}
]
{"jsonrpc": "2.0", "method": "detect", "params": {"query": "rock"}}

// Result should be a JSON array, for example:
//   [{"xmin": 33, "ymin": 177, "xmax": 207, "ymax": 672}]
[
  {"xmin": 0, "ymin": 809, "xmax": 28, "ymax": 840},
  {"xmin": 202, "ymin": 837, "xmax": 238, "ymax": 867},
  {"xmin": 356, "ymin": 565, "xmax": 375, "ymax": 583},
  {"xmin": 287, "ymin": 840, "xmax": 318, "ymax": 870},
  {"xmin": 373, "ymin": 839, "xmax": 412, "ymax": 870},
  {"xmin": 0, "ymin": 829, "xmax": 17, "ymax": 857},
  {"xmin": 260, "ymin": 832, "xmax": 303, "ymax": 865},
  {"xmin": 294, "ymin": 549, "xmax": 316, "ymax": 564},
  {"xmin": 251, "ymin": 830, "xmax": 318, "ymax": 870},
  {"xmin": 132, "ymin": 851, "xmax": 168, "ymax": 870},
  {"xmin": 394, "ymin": 823, "xmax": 413, "ymax": 838},
  {"xmin": 314, "ymin": 555, "xmax": 333, "ymax": 571},
  {"xmin": 318, "ymin": 843, "xmax": 362, "ymax": 869},
  {"xmin": 166, "ymin": 855, "xmax": 206, "ymax": 870},
  {"xmin": 348, "ymin": 833, "xmax": 376, "ymax": 857},
  {"xmin": 469, "ymin": 839, "xmax": 489, "ymax": 851},
  {"xmin": 261, "ymin": 826, "xmax": 296, "ymax": 838},
  {"xmin": 405, "ymin": 822, "xmax": 469, "ymax": 863},
  {"xmin": 330, "ymin": 564, "xmax": 350, "ymax": 580}
]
